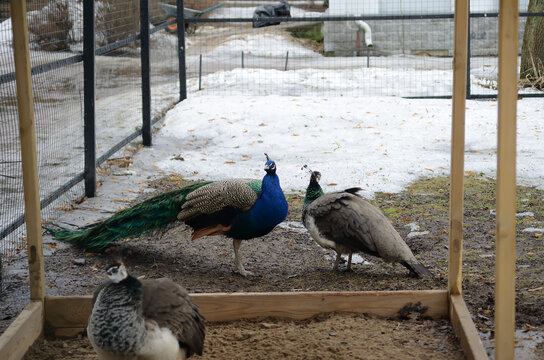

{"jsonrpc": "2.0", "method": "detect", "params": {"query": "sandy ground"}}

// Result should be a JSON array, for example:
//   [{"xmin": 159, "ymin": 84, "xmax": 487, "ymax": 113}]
[{"xmin": 24, "ymin": 313, "xmax": 464, "ymax": 360}]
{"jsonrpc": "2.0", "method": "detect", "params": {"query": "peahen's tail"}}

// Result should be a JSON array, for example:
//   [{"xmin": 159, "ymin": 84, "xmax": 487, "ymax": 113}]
[
  {"xmin": 45, "ymin": 181, "xmax": 212, "ymax": 250},
  {"xmin": 401, "ymin": 260, "xmax": 433, "ymax": 278}
]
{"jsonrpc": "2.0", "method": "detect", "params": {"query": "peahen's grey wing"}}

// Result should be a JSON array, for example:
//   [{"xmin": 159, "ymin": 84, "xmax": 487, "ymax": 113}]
[
  {"xmin": 308, "ymin": 191, "xmax": 415, "ymax": 262},
  {"xmin": 177, "ymin": 179, "xmax": 259, "ymax": 221},
  {"xmin": 141, "ymin": 278, "xmax": 205, "ymax": 357},
  {"xmin": 306, "ymin": 191, "xmax": 381, "ymax": 256}
]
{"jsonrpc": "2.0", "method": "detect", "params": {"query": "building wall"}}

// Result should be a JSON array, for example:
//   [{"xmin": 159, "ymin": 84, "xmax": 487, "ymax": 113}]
[{"xmin": 324, "ymin": 0, "xmax": 529, "ymax": 56}]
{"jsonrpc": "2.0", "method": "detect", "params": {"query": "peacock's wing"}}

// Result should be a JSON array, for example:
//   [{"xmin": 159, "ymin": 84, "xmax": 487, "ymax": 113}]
[
  {"xmin": 141, "ymin": 278, "xmax": 205, "ymax": 357},
  {"xmin": 177, "ymin": 179, "xmax": 261, "ymax": 221},
  {"xmin": 306, "ymin": 191, "xmax": 382, "ymax": 256}
]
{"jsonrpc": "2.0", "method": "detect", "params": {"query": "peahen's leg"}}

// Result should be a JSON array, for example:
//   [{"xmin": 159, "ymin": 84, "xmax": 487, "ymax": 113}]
[
  {"xmin": 333, "ymin": 252, "xmax": 342, "ymax": 271},
  {"xmin": 233, "ymin": 239, "xmax": 254, "ymax": 277}
]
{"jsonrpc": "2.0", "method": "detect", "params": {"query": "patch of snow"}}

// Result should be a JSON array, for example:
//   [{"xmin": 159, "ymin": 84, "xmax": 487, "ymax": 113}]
[
  {"xmin": 407, "ymin": 231, "xmax": 430, "ymax": 239},
  {"xmin": 521, "ymin": 228, "xmax": 544, "ymax": 233}
]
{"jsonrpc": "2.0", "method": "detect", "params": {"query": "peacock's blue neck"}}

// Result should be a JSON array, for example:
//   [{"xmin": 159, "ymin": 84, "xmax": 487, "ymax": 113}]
[{"xmin": 227, "ymin": 173, "xmax": 288, "ymax": 239}]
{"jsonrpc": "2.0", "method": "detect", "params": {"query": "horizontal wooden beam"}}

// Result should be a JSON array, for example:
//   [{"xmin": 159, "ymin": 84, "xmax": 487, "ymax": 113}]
[
  {"xmin": 45, "ymin": 290, "xmax": 448, "ymax": 337},
  {"xmin": 0, "ymin": 301, "xmax": 43, "ymax": 360},
  {"xmin": 192, "ymin": 290, "xmax": 448, "ymax": 322},
  {"xmin": 450, "ymin": 294, "xmax": 489, "ymax": 360}
]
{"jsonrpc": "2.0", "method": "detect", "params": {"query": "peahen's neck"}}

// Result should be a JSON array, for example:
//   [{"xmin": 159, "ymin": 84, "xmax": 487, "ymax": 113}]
[{"xmin": 303, "ymin": 178, "xmax": 324, "ymax": 207}]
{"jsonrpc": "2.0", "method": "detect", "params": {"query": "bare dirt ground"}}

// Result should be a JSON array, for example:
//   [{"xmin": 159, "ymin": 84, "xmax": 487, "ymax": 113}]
[{"xmin": 11, "ymin": 168, "xmax": 544, "ymax": 359}]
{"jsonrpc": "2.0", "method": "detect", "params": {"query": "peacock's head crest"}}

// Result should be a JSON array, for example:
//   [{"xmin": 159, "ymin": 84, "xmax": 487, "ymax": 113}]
[
  {"xmin": 264, "ymin": 153, "xmax": 277, "ymax": 175},
  {"xmin": 106, "ymin": 261, "xmax": 128, "ymax": 283}
]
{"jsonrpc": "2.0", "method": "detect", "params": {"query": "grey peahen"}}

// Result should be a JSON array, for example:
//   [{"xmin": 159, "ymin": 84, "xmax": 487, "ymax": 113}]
[
  {"xmin": 302, "ymin": 171, "xmax": 432, "ymax": 278},
  {"xmin": 88, "ymin": 262, "xmax": 205, "ymax": 360},
  {"xmin": 46, "ymin": 155, "xmax": 289, "ymax": 276}
]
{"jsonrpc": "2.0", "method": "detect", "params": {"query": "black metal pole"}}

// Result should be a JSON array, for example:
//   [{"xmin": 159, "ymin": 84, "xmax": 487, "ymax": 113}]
[
  {"xmin": 140, "ymin": 0, "xmax": 151, "ymax": 146},
  {"xmin": 466, "ymin": 6, "xmax": 471, "ymax": 99},
  {"xmin": 199, "ymin": 54, "xmax": 202, "ymax": 90},
  {"xmin": 177, "ymin": 0, "xmax": 187, "ymax": 101},
  {"xmin": 83, "ymin": 0, "xmax": 96, "ymax": 198}
]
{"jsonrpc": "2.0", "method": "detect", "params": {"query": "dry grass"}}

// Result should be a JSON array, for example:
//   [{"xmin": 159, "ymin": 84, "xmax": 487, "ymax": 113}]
[{"xmin": 520, "ymin": 54, "xmax": 544, "ymax": 91}]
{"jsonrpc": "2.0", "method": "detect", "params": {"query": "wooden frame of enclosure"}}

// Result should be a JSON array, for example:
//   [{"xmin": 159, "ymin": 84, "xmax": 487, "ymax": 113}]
[{"xmin": 0, "ymin": 0, "xmax": 521, "ymax": 359}]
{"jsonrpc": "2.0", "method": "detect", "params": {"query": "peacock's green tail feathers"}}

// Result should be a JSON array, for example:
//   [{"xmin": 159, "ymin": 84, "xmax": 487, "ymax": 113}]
[{"xmin": 46, "ymin": 181, "xmax": 213, "ymax": 250}]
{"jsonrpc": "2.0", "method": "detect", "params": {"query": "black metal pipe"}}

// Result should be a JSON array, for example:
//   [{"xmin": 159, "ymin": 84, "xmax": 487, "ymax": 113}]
[
  {"xmin": 83, "ymin": 0, "xmax": 96, "ymax": 198},
  {"xmin": 140, "ymin": 0, "xmax": 151, "ymax": 146},
  {"xmin": 0, "ymin": 55, "xmax": 83, "ymax": 85},
  {"xmin": 183, "ymin": 12, "xmax": 544, "ymax": 24},
  {"xmin": 177, "ymin": 0, "xmax": 187, "ymax": 101},
  {"xmin": 466, "ymin": 9, "xmax": 471, "ymax": 99}
]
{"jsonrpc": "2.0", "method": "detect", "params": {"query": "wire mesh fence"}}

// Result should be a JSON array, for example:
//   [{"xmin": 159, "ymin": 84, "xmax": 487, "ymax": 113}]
[
  {"xmin": 178, "ymin": 0, "xmax": 540, "ymax": 98},
  {"xmin": 0, "ymin": 0, "xmax": 180, "ymax": 328},
  {"xmin": 1, "ymin": 0, "xmax": 543, "ymax": 336}
]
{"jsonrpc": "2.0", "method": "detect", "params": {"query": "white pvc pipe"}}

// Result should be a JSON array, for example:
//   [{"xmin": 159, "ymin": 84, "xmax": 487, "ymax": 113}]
[{"xmin": 354, "ymin": 20, "xmax": 373, "ymax": 47}]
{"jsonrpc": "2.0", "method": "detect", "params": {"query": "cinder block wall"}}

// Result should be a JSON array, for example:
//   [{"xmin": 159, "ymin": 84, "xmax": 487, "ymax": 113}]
[{"xmin": 324, "ymin": 17, "xmax": 527, "ymax": 56}]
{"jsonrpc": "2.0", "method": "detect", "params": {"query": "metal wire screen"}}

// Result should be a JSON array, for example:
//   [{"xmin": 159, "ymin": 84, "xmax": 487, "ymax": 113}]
[
  {"xmin": 0, "ymin": 0, "xmax": 542, "ymax": 336},
  {"xmin": 0, "ymin": 0, "xmax": 180, "ymax": 332},
  {"xmin": 178, "ymin": 0, "xmax": 536, "ymax": 98}
]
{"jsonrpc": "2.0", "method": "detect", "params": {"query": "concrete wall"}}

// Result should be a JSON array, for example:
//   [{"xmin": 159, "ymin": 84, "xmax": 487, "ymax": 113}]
[
  {"xmin": 324, "ymin": 17, "xmax": 527, "ymax": 57},
  {"xmin": 324, "ymin": 0, "xmax": 529, "ymax": 57}
]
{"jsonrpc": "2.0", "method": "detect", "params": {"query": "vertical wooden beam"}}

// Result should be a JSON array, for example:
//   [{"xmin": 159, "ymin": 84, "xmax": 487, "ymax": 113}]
[
  {"xmin": 449, "ymin": 0, "xmax": 469, "ymax": 296},
  {"xmin": 11, "ymin": 0, "xmax": 45, "ymax": 302},
  {"xmin": 495, "ymin": 1, "xmax": 518, "ymax": 359}
]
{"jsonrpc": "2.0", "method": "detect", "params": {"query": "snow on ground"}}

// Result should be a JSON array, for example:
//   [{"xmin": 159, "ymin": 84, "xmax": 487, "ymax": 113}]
[
  {"xmin": 139, "ymin": 92, "xmax": 543, "ymax": 198},
  {"xmin": 107, "ymin": 19, "xmax": 544, "ymax": 199},
  {"xmin": 209, "ymin": 33, "xmax": 321, "ymax": 58}
]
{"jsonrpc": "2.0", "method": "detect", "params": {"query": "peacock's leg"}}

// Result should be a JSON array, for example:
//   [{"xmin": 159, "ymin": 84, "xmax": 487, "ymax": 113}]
[
  {"xmin": 233, "ymin": 239, "xmax": 254, "ymax": 277},
  {"xmin": 346, "ymin": 253, "xmax": 353, "ymax": 271},
  {"xmin": 333, "ymin": 252, "xmax": 342, "ymax": 271}
]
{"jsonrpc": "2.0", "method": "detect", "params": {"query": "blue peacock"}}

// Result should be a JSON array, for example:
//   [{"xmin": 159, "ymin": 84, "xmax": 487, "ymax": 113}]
[{"xmin": 46, "ymin": 154, "xmax": 289, "ymax": 276}]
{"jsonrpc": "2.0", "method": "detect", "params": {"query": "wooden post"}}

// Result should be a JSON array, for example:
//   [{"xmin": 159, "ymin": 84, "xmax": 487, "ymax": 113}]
[
  {"xmin": 10, "ymin": 0, "xmax": 45, "ymax": 301},
  {"xmin": 448, "ymin": 0, "xmax": 469, "ymax": 296},
  {"xmin": 495, "ymin": 0, "xmax": 518, "ymax": 359}
]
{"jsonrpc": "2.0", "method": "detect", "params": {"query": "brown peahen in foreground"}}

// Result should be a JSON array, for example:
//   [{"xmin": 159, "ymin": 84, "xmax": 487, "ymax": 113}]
[
  {"xmin": 45, "ymin": 155, "xmax": 289, "ymax": 276},
  {"xmin": 302, "ymin": 170, "xmax": 432, "ymax": 278},
  {"xmin": 88, "ymin": 262, "xmax": 205, "ymax": 360}
]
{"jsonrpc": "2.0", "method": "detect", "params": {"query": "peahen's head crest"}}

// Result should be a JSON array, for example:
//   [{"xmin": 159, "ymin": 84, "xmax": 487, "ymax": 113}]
[
  {"xmin": 264, "ymin": 153, "xmax": 277, "ymax": 175},
  {"xmin": 303, "ymin": 169, "xmax": 324, "ymax": 205},
  {"xmin": 106, "ymin": 261, "xmax": 128, "ymax": 283},
  {"xmin": 310, "ymin": 171, "xmax": 321, "ymax": 183}
]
